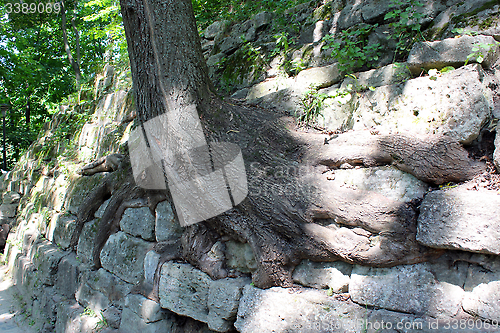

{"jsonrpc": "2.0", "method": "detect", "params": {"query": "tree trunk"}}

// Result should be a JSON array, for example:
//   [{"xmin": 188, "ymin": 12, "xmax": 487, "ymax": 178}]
[
  {"xmin": 61, "ymin": 0, "xmax": 82, "ymax": 89},
  {"xmin": 96, "ymin": 0, "xmax": 486, "ymax": 289}
]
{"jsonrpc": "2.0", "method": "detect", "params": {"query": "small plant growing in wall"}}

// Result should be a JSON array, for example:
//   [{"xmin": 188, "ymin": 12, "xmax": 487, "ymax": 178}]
[{"xmin": 322, "ymin": 24, "xmax": 382, "ymax": 73}]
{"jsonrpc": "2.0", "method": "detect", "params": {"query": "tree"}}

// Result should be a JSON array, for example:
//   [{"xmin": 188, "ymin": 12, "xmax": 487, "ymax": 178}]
[{"xmin": 70, "ymin": 0, "xmax": 484, "ymax": 289}]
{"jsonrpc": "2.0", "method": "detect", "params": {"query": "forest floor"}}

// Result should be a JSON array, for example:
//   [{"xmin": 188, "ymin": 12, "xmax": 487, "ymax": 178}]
[{"xmin": 0, "ymin": 262, "xmax": 37, "ymax": 333}]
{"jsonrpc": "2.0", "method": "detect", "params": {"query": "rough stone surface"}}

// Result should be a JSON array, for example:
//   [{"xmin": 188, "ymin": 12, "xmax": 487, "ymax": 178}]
[
  {"xmin": 0, "ymin": 203, "xmax": 17, "ymax": 218},
  {"xmin": 224, "ymin": 240, "xmax": 257, "ymax": 274},
  {"xmin": 55, "ymin": 252, "xmax": 84, "ymax": 299},
  {"xmin": 349, "ymin": 264, "xmax": 464, "ymax": 318},
  {"xmin": 208, "ymin": 277, "xmax": 250, "ymax": 331},
  {"xmin": 120, "ymin": 207, "xmax": 155, "ymax": 241},
  {"xmin": 29, "ymin": 239, "xmax": 65, "ymax": 286},
  {"xmin": 463, "ymin": 281, "xmax": 500, "ymax": 322},
  {"xmin": 203, "ymin": 20, "xmax": 229, "ymax": 40},
  {"xmin": 119, "ymin": 307, "xmax": 176, "ymax": 333},
  {"xmin": 324, "ymin": 64, "xmax": 493, "ymax": 143},
  {"xmin": 495, "ymin": 123, "xmax": 500, "ymax": 171},
  {"xmin": 329, "ymin": 166, "xmax": 429, "ymax": 202},
  {"xmin": 76, "ymin": 219, "xmax": 99, "ymax": 264},
  {"xmin": 100, "ymin": 231, "xmax": 152, "ymax": 284},
  {"xmin": 55, "ymin": 301, "xmax": 100, "ymax": 333},
  {"xmin": 47, "ymin": 213, "xmax": 76, "ymax": 250},
  {"xmin": 75, "ymin": 282, "xmax": 110, "ymax": 314},
  {"xmin": 292, "ymin": 260, "xmax": 352, "ymax": 292},
  {"xmin": 417, "ymin": 187, "xmax": 500, "ymax": 255},
  {"xmin": 155, "ymin": 201, "xmax": 182, "ymax": 242},
  {"xmin": 295, "ymin": 63, "xmax": 342, "ymax": 90},
  {"xmin": 408, "ymin": 35, "xmax": 500, "ymax": 74},
  {"xmin": 143, "ymin": 250, "xmax": 160, "ymax": 285},
  {"xmin": 341, "ymin": 63, "xmax": 412, "ymax": 90},
  {"xmin": 125, "ymin": 294, "xmax": 166, "ymax": 323},
  {"xmin": 158, "ymin": 262, "xmax": 212, "ymax": 323},
  {"xmin": 83, "ymin": 268, "xmax": 134, "ymax": 309}
]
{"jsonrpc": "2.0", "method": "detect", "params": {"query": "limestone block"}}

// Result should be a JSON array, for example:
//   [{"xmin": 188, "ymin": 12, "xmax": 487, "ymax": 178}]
[
  {"xmin": 158, "ymin": 262, "xmax": 211, "ymax": 323},
  {"xmin": 119, "ymin": 307, "xmax": 176, "ymax": 333},
  {"xmin": 55, "ymin": 301, "xmax": 100, "ymax": 333},
  {"xmin": 100, "ymin": 232, "xmax": 151, "ymax": 285},
  {"xmin": 417, "ymin": 187, "xmax": 500, "ymax": 255},
  {"xmin": 29, "ymin": 239, "xmax": 65, "ymax": 286},
  {"xmin": 208, "ymin": 277, "xmax": 251, "ymax": 332},
  {"xmin": 125, "ymin": 294, "xmax": 167, "ymax": 323},
  {"xmin": 76, "ymin": 219, "xmax": 99, "ymax": 264},
  {"xmin": 408, "ymin": 35, "xmax": 500, "ymax": 74},
  {"xmin": 349, "ymin": 264, "xmax": 464, "ymax": 318},
  {"xmin": 56, "ymin": 252, "xmax": 84, "ymax": 299},
  {"xmin": 2, "ymin": 191, "xmax": 20, "ymax": 204},
  {"xmin": 120, "ymin": 207, "xmax": 155, "ymax": 241},
  {"xmin": 224, "ymin": 240, "xmax": 257, "ymax": 274},
  {"xmin": 463, "ymin": 281, "xmax": 500, "ymax": 322},
  {"xmin": 295, "ymin": 63, "xmax": 343, "ymax": 90},
  {"xmin": 75, "ymin": 282, "xmax": 110, "ymax": 315},
  {"xmin": 83, "ymin": 268, "xmax": 134, "ymax": 309},
  {"xmin": 340, "ymin": 63, "xmax": 412, "ymax": 90},
  {"xmin": 0, "ymin": 203, "xmax": 17, "ymax": 218},
  {"xmin": 46, "ymin": 213, "xmax": 76, "ymax": 250},
  {"xmin": 155, "ymin": 201, "xmax": 183, "ymax": 242},
  {"xmin": 203, "ymin": 20, "xmax": 229, "ymax": 40},
  {"xmin": 292, "ymin": 260, "xmax": 352, "ymax": 292}
]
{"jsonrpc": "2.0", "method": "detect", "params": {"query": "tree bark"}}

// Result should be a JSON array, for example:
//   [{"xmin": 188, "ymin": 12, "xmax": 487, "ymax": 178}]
[{"xmin": 61, "ymin": 0, "xmax": 82, "ymax": 88}]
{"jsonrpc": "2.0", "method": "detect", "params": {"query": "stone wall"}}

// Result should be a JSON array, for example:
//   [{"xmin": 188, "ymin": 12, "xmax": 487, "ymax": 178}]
[{"xmin": 1, "ymin": 0, "xmax": 500, "ymax": 332}]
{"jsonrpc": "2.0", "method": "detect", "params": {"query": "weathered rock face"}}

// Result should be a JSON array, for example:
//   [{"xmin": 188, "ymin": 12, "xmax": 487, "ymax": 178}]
[
  {"xmin": 407, "ymin": 35, "xmax": 500, "ymax": 74},
  {"xmin": 120, "ymin": 207, "xmax": 156, "ymax": 241},
  {"xmin": 349, "ymin": 264, "xmax": 465, "ymax": 318},
  {"xmin": 417, "ymin": 187, "xmax": 500, "ymax": 255},
  {"xmin": 292, "ymin": 260, "xmax": 352, "ymax": 292},
  {"xmin": 100, "ymin": 231, "xmax": 151, "ymax": 284}
]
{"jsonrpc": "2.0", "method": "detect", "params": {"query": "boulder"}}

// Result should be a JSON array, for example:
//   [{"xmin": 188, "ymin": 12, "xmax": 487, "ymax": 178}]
[
  {"xmin": 324, "ymin": 64, "xmax": 493, "ymax": 144},
  {"xmin": 75, "ymin": 282, "xmax": 110, "ymax": 314},
  {"xmin": 340, "ymin": 63, "xmax": 411, "ymax": 90},
  {"xmin": 203, "ymin": 20, "xmax": 229, "ymax": 40},
  {"xmin": 349, "ymin": 264, "xmax": 464, "ymax": 318},
  {"xmin": 55, "ymin": 252, "xmax": 84, "ymax": 299},
  {"xmin": 55, "ymin": 301, "xmax": 101, "ymax": 333},
  {"xmin": 120, "ymin": 207, "xmax": 155, "ymax": 241},
  {"xmin": 408, "ymin": 35, "xmax": 500, "ymax": 74},
  {"xmin": 29, "ymin": 239, "xmax": 65, "ymax": 286},
  {"xmin": 295, "ymin": 63, "xmax": 343, "ymax": 90},
  {"xmin": 76, "ymin": 219, "xmax": 100, "ymax": 264},
  {"xmin": 83, "ymin": 268, "xmax": 134, "ymax": 309},
  {"xmin": 292, "ymin": 260, "xmax": 352, "ymax": 292},
  {"xmin": 119, "ymin": 308, "xmax": 176, "ymax": 333},
  {"xmin": 125, "ymin": 294, "xmax": 167, "ymax": 323},
  {"xmin": 46, "ymin": 213, "xmax": 76, "ymax": 250},
  {"xmin": 417, "ymin": 187, "xmax": 500, "ymax": 255},
  {"xmin": 100, "ymin": 231, "xmax": 152, "ymax": 284}
]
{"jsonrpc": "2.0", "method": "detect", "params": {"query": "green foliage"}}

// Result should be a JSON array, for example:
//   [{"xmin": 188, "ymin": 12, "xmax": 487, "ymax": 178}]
[
  {"xmin": 464, "ymin": 42, "xmax": 499, "ymax": 66},
  {"xmin": 298, "ymin": 87, "xmax": 328, "ymax": 127},
  {"xmin": 322, "ymin": 24, "xmax": 382, "ymax": 73},
  {"xmin": 385, "ymin": 0, "xmax": 425, "ymax": 60},
  {"xmin": 451, "ymin": 27, "xmax": 480, "ymax": 36}
]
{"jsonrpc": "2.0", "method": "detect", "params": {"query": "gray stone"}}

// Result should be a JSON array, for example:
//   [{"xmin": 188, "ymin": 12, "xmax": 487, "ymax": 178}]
[
  {"xmin": 231, "ymin": 88, "xmax": 250, "ymax": 100},
  {"xmin": 251, "ymin": 11, "xmax": 272, "ymax": 31},
  {"xmin": 76, "ymin": 219, "xmax": 99, "ymax": 264},
  {"xmin": 417, "ymin": 187, "xmax": 500, "ymax": 255},
  {"xmin": 235, "ymin": 285, "xmax": 370, "ymax": 333},
  {"xmin": 208, "ymin": 277, "xmax": 250, "ymax": 331},
  {"xmin": 328, "ymin": 166, "xmax": 429, "ymax": 202},
  {"xmin": 0, "ymin": 203, "xmax": 17, "ymax": 218},
  {"xmin": 55, "ymin": 252, "xmax": 84, "ymax": 299},
  {"xmin": 75, "ymin": 282, "xmax": 110, "ymax": 314},
  {"xmin": 349, "ymin": 264, "xmax": 464, "ymax": 318},
  {"xmin": 2, "ymin": 191, "xmax": 20, "ymax": 204},
  {"xmin": 207, "ymin": 53, "xmax": 225, "ymax": 71},
  {"xmin": 29, "ymin": 239, "xmax": 65, "ymax": 286},
  {"xmin": 119, "ymin": 307, "xmax": 176, "ymax": 333},
  {"xmin": 144, "ymin": 250, "xmax": 160, "ymax": 285},
  {"xmin": 103, "ymin": 306, "xmax": 121, "ymax": 329},
  {"xmin": 83, "ymin": 268, "xmax": 134, "ymax": 309},
  {"xmin": 95, "ymin": 199, "xmax": 110, "ymax": 218},
  {"xmin": 463, "ymin": 281, "xmax": 500, "ymax": 322},
  {"xmin": 225, "ymin": 240, "xmax": 257, "ymax": 274},
  {"xmin": 158, "ymin": 262, "xmax": 211, "ymax": 323},
  {"xmin": 408, "ymin": 35, "xmax": 500, "ymax": 74},
  {"xmin": 295, "ymin": 63, "xmax": 342, "ymax": 90},
  {"xmin": 203, "ymin": 20, "xmax": 229, "ymax": 40},
  {"xmin": 495, "ymin": 123, "xmax": 500, "ymax": 172},
  {"xmin": 100, "ymin": 232, "xmax": 152, "ymax": 284},
  {"xmin": 155, "ymin": 201, "xmax": 182, "ymax": 242},
  {"xmin": 47, "ymin": 213, "xmax": 76, "ymax": 250},
  {"xmin": 292, "ymin": 260, "xmax": 352, "ymax": 292},
  {"xmin": 341, "ymin": 63, "xmax": 412, "ymax": 90},
  {"xmin": 120, "ymin": 207, "xmax": 155, "ymax": 241},
  {"xmin": 125, "ymin": 294, "xmax": 166, "ymax": 323},
  {"xmin": 219, "ymin": 36, "xmax": 244, "ymax": 54},
  {"xmin": 55, "ymin": 301, "xmax": 101, "ymax": 333},
  {"xmin": 326, "ymin": 64, "xmax": 493, "ymax": 144},
  {"xmin": 463, "ymin": 253, "xmax": 500, "ymax": 292}
]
